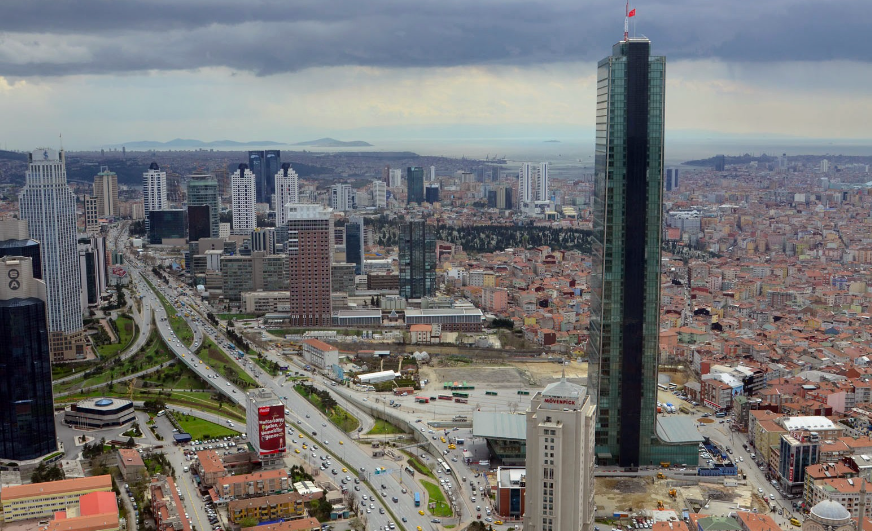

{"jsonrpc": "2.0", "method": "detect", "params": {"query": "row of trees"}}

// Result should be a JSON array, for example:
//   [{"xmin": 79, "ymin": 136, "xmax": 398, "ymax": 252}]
[{"xmin": 31, "ymin": 461, "xmax": 65, "ymax": 483}]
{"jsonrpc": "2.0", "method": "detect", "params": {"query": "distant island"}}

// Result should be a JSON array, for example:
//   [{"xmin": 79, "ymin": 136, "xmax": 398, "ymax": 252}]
[
  {"xmin": 294, "ymin": 137, "xmax": 373, "ymax": 147},
  {"xmin": 543, "ymin": 140, "xmax": 561, "ymax": 143},
  {"xmin": 109, "ymin": 139, "xmax": 284, "ymax": 149}
]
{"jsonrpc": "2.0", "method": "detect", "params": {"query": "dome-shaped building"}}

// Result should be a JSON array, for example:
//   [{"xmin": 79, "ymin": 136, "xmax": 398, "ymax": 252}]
[{"xmin": 803, "ymin": 500, "xmax": 854, "ymax": 531}]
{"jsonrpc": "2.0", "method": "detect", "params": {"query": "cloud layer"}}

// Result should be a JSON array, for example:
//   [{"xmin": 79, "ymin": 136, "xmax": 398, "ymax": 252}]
[{"xmin": 1, "ymin": 0, "xmax": 866, "ymax": 77}]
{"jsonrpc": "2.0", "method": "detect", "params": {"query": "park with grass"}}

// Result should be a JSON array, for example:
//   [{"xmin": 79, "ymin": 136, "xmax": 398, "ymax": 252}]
[
  {"xmin": 295, "ymin": 383, "xmax": 360, "ymax": 433},
  {"xmin": 52, "ymin": 314, "xmax": 139, "ymax": 381},
  {"xmin": 173, "ymin": 413, "xmax": 240, "ymax": 440},
  {"xmin": 194, "ymin": 337, "xmax": 258, "ymax": 389},
  {"xmin": 421, "ymin": 479, "xmax": 454, "ymax": 517},
  {"xmin": 367, "ymin": 418, "xmax": 405, "ymax": 435},
  {"xmin": 95, "ymin": 314, "xmax": 138, "ymax": 357},
  {"xmin": 402, "ymin": 452, "xmax": 435, "ymax": 479}
]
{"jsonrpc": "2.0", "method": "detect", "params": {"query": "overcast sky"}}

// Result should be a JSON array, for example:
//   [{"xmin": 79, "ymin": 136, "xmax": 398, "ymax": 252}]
[{"xmin": 1, "ymin": 0, "xmax": 869, "ymax": 151}]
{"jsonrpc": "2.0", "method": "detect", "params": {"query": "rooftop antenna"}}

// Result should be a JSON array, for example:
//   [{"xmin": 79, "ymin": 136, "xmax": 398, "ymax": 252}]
[
  {"xmin": 59, "ymin": 133, "xmax": 63, "ymax": 151},
  {"xmin": 624, "ymin": 2, "xmax": 636, "ymax": 42}
]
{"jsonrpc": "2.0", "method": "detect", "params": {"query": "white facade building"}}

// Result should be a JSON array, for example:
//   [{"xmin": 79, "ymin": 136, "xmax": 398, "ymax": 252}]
[
  {"xmin": 371, "ymin": 180, "xmax": 387, "ymax": 208},
  {"xmin": 274, "ymin": 163, "xmax": 299, "ymax": 227},
  {"xmin": 231, "ymin": 163, "xmax": 257, "ymax": 235},
  {"xmin": 142, "ymin": 162, "xmax": 167, "ymax": 231},
  {"xmin": 518, "ymin": 162, "xmax": 549, "ymax": 205},
  {"xmin": 330, "ymin": 184, "xmax": 356, "ymax": 212},
  {"xmin": 429, "ymin": 166, "xmax": 436, "ymax": 182},
  {"xmin": 388, "ymin": 168, "xmax": 402, "ymax": 188},
  {"xmin": 19, "ymin": 148, "xmax": 86, "ymax": 361},
  {"xmin": 522, "ymin": 377, "xmax": 595, "ymax": 531}
]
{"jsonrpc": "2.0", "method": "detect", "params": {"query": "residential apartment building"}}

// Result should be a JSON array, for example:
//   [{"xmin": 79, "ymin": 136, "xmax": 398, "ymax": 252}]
[
  {"xmin": 0, "ymin": 475, "xmax": 112, "ymax": 522},
  {"xmin": 216, "ymin": 469, "xmax": 290, "ymax": 500},
  {"xmin": 92, "ymin": 167, "xmax": 119, "ymax": 217},
  {"xmin": 302, "ymin": 338, "xmax": 339, "ymax": 370},
  {"xmin": 150, "ymin": 475, "xmax": 191, "ymax": 531}
]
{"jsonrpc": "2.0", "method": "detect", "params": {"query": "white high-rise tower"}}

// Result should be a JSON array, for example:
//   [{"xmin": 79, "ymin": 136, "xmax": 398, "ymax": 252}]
[
  {"xmin": 18, "ymin": 148, "xmax": 86, "ymax": 362},
  {"xmin": 523, "ymin": 376, "xmax": 596, "ymax": 531},
  {"xmin": 231, "ymin": 163, "xmax": 257, "ymax": 235},
  {"xmin": 519, "ymin": 162, "xmax": 550, "ymax": 205},
  {"xmin": 142, "ymin": 162, "xmax": 167, "ymax": 232},
  {"xmin": 274, "ymin": 163, "xmax": 299, "ymax": 228}
]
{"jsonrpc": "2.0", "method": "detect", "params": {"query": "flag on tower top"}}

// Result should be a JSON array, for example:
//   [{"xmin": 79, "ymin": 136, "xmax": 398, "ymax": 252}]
[{"xmin": 628, "ymin": 8, "xmax": 636, "ymax": 17}]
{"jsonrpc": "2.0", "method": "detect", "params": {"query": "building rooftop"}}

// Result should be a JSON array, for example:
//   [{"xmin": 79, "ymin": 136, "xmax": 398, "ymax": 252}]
[
  {"xmin": 0, "ymin": 475, "xmax": 112, "ymax": 501},
  {"xmin": 781, "ymin": 416, "xmax": 836, "ymax": 431},
  {"xmin": 302, "ymin": 338, "xmax": 336, "ymax": 351},
  {"xmin": 197, "ymin": 450, "xmax": 226, "ymax": 475},
  {"xmin": 655, "ymin": 416, "xmax": 706, "ymax": 444},
  {"xmin": 117, "ymin": 448, "xmax": 144, "ymax": 468},
  {"xmin": 472, "ymin": 411, "xmax": 526, "ymax": 441}
]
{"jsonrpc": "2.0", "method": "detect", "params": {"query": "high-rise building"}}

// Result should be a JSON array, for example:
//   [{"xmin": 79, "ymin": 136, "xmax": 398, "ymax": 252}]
[
  {"xmin": 250, "ymin": 227, "xmax": 277, "ymax": 255},
  {"xmin": 245, "ymin": 388, "xmax": 286, "ymax": 467},
  {"xmin": 187, "ymin": 174, "xmax": 220, "ymax": 238},
  {"xmin": 142, "ymin": 162, "xmax": 167, "ymax": 233},
  {"xmin": 286, "ymin": 204, "xmax": 333, "ymax": 326},
  {"xmin": 821, "ymin": 159, "xmax": 830, "ymax": 174},
  {"xmin": 0, "ymin": 256, "xmax": 58, "ymax": 461},
  {"xmin": 345, "ymin": 216, "xmax": 365, "ymax": 275},
  {"xmin": 231, "ymin": 163, "xmax": 257, "ymax": 235},
  {"xmin": 148, "ymin": 209, "xmax": 187, "ymax": 244},
  {"xmin": 714, "ymin": 154, "xmax": 726, "ymax": 172},
  {"xmin": 248, "ymin": 150, "xmax": 265, "ymax": 203},
  {"xmin": 92, "ymin": 166, "xmax": 118, "ymax": 217},
  {"xmin": 522, "ymin": 377, "xmax": 596, "ymax": 531},
  {"xmin": 425, "ymin": 185, "xmax": 440, "ymax": 204},
  {"xmin": 19, "ymin": 148, "xmax": 86, "ymax": 363},
  {"xmin": 263, "ymin": 150, "xmax": 281, "ymax": 205},
  {"xmin": 487, "ymin": 186, "xmax": 513, "ymax": 210},
  {"xmin": 665, "ymin": 169, "xmax": 674, "ymax": 192},
  {"xmin": 330, "ymin": 184, "xmax": 356, "ymax": 212},
  {"xmin": 83, "ymin": 194, "xmax": 100, "ymax": 232},
  {"xmin": 407, "ymin": 167, "xmax": 425, "ymax": 205},
  {"xmin": 673, "ymin": 168, "xmax": 679, "ymax": 189},
  {"xmin": 371, "ymin": 180, "xmax": 387, "ymax": 209},
  {"xmin": 274, "ymin": 163, "xmax": 299, "ymax": 228},
  {"xmin": 518, "ymin": 162, "xmax": 549, "ymax": 205},
  {"xmin": 388, "ymin": 169, "xmax": 402, "ymax": 188},
  {"xmin": 429, "ymin": 166, "xmax": 436, "ymax": 182},
  {"xmin": 78, "ymin": 236, "xmax": 106, "ymax": 309},
  {"xmin": 399, "ymin": 220, "xmax": 436, "ymax": 299},
  {"xmin": 0, "ymin": 219, "xmax": 41, "ymax": 279},
  {"xmin": 588, "ymin": 38, "xmax": 690, "ymax": 467}
]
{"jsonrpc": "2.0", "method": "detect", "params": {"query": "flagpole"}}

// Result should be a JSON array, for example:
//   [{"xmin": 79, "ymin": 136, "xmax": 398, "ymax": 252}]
[{"xmin": 624, "ymin": 0, "xmax": 629, "ymax": 41}]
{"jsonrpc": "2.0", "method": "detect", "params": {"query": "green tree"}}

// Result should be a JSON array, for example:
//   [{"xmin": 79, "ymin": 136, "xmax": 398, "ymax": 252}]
[{"xmin": 237, "ymin": 516, "xmax": 260, "ymax": 528}]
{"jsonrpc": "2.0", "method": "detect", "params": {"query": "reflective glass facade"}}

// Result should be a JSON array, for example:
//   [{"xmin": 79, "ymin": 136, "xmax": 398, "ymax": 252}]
[
  {"xmin": 345, "ymin": 219, "xmax": 364, "ymax": 275},
  {"xmin": 148, "ymin": 209, "xmax": 187, "ymax": 244},
  {"xmin": 264, "ymin": 150, "xmax": 281, "ymax": 204},
  {"xmin": 0, "ymin": 297, "xmax": 57, "ymax": 460},
  {"xmin": 406, "ymin": 167, "xmax": 425, "ymax": 205},
  {"xmin": 588, "ymin": 39, "xmax": 665, "ymax": 467},
  {"xmin": 399, "ymin": 220, "xmax": 435, "ymax": 299},
  {"xmin": 187, "ymin": 175, "xmax": 220, "ymax": 238}
]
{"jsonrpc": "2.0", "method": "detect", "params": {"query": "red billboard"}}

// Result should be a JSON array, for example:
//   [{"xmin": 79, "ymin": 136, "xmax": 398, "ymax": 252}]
[{"xmin": 258, "ymin": 405, "xmax": 286, "ymax": 455}]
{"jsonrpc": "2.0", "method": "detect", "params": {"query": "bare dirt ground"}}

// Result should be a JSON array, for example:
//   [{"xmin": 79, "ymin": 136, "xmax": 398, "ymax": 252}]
[
  {"xmin": 596, "ymin": 477, "xmax": 759, "ymax": 518},
  {"xmin": 423, "ymin": 366, "xmax": 529, "ymax": 388},
  {"xmin": 507, "ymin": 360, "xmax": 588, "ymax": 387}
]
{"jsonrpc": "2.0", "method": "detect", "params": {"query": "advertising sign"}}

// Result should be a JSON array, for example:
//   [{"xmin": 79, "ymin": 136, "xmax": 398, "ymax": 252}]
[{"xmin": 258, "ymin": 405, "xmax": 286, "ymax": 455}]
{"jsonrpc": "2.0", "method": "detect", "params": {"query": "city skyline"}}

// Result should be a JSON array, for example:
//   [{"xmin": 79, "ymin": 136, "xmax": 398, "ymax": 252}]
[{"xmin": 2, "ymin": 1, "xmax": 871, "ymax": 150}]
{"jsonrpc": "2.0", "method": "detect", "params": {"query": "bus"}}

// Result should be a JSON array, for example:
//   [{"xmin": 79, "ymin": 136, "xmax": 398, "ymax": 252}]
[
  {"xmin": 438, "ymin": 394, "xmax": 453, "ymax": 401},
  {"xmin": 668, "ymin": 383, "xmax": 678, "ymax": 390},
  {"xmin": 657, "ymin": 384, "xmax": 668, "ymax": 391},
  {"xmin": 454, "ymin": 398, "xmax": 468, "ymax": 404},
  {"xmin": 485, "ymin": 391, "xmax": 498, "ymax": 396},
  {"xmin": 414, "ymin": 396, "xmax": 430, "ymax": 404},
  {"xmin": 452, "ymin": 392, "xmax": 470, "ymax": 398},
  {"xmin": 441, "ymin": 461, "xmax": 452, "ymax": 474},
  {"xmin": 414, "ymin": 492, "xmax": 421, "ymax": 507}
]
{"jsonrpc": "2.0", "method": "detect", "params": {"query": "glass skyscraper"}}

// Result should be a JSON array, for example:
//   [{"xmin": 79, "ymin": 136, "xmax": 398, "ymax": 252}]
[
  {"xmin": 0, "ymin": 256, "xmax": 57, "ymax": 460},
  {"xmin": 587, "ymin": 38, "xmax": 666, "ymax": 467},
  {"xmin": 406, "ymin": 167, "xmax": 425, "ymax": 205},
  {"xmin": 264, "ymin": 150, "xmax": 281, "ymax": 205},
  {"xmin": 187, "ymin": 174, "xmax": 220, "ymax": 238},
  {"xmin": 345, "ymin": 216, "xmax": 364, "ymax": 275},
  {"xmin": 399, "ymin": 220, "xmax": 436, "ymax": 299}
]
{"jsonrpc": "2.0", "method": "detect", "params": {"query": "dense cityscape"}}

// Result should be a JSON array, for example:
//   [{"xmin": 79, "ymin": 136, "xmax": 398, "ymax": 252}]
[{"xmin": 2, "ymin": 4, "xmax": 872, "ymax": 531}]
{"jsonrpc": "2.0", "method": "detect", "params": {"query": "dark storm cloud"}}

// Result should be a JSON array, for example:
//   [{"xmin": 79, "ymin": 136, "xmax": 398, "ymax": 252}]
[{"xmin": 0, "ymin": 0, "xmax": 866, "ymax": 77}]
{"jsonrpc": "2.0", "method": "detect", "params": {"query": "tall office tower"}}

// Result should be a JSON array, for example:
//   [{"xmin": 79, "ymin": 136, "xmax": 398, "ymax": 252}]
[
  {"xmin": 821, "ymin": 159, "xmax": 830, "ymax": 173},
  {"xmin": 92, "ymin": 166, "xmax": 119, "ymax": 217},
  {"xmin": 0, "ymin": 219, "xmax": 41, "ymax": 278},
  {"xmin": 231, "ymin": 163, "xmax": 257, "ymax": 235},
  {"xmin": 274, "ymin": 163, "xmax": 299, "ymax": 228},
  {"xmin": 406, "ymin": 167, "xmax": 425, "ymax": 205},
  {"xmin": 523, "ymin": 377, "xmax": 596, "ymax": 531},
  {"xmin": 665, "ymin": 169, "xmax": 673, "ymax": 192},
  {"xmin": 382, "ymin": 165, "xmax": 390, "ymax": 184},
  {"xmin": 245, "ymin": 388, "xmax": 286, "ymax": 467},
  {"xmin": 0, "ymin": 256, "xmax": 58, "ymax": 460},
  {"xmin": 83, "ymin": 195, "xmax": 100, "ymax": 232},
  {"xmin": 286, "ymin": 204, "xmax": 333, "ymax": 326},
  {"xmin": 588, "ymin": 38, "xmax": 680, "ymax": 467},
  {"xmin": 345, "ymin": 216, "xmax": 365, "ymax": 275},
  {"xmin": 330, "ymin": 184, "xmax": 356, "ymax": 211},
  {"xmin": 187, "ymin": 174, "xmax": 220, "ymax": 238},
  {"xmin": 388, "ymin": 169, "xmax": 403, "ymax": 188},
  {"xmin": 429, "ymin": 166, "xmax": 436, "ymax": 182},
  {"xmin": 425, "ymin": 185, "xmax": 440, "ymax": 204},
  {"xmin": 518, "ymin": 162, "xmax": 549, "ymax": 204},
  {"xmin": 248, "ymin": 151, "xmax": 265, "ymax": 203},
  {"xmin": 263, "ymin": 150, "xmax": 281, "ymax": 204},
  {"xmin": 214, "ymin": 166, "xmax": 230, "ymax": 198},
  {"xmin": 142, "ymin": 162, "xmax": 167, "ymax": 233},
  {"xmin": 78, "ymin": 237, "xmax": 103, "ymax": 309},
  {"xmin": 714, "ymin": 154, "xmax": 726, "ymax": 172},
  {"xmin": 19, "ymin": 148, "xmax": 85, "ymax": 362},
  {"xmin": 250, "ymin": 227, "xmax": 277, "ymax": 255},
  {"xmin": 673, "ymin": 169, "xmax": 679, "ymax": 190},
  {"xmin": 399, "ymin": 220, "xmax": 436, "ymax": 299},
  {"xmin": 371, "ymin": 180, "xmax": 387, "ymax": 209}
]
